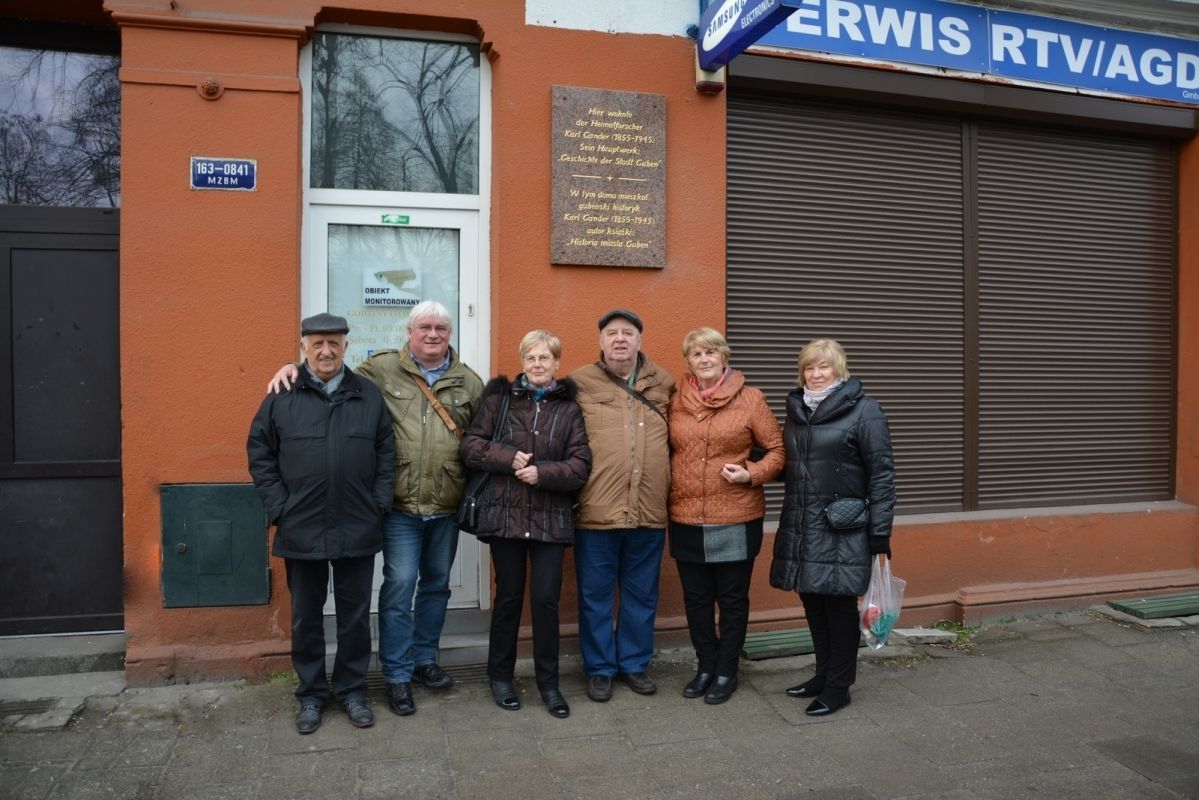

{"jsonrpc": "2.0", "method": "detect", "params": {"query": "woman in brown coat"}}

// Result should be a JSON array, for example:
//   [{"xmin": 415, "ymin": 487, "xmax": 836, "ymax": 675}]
[
  {"xmin": 668, "ymin": 327, "xmax": 784, "ymax": 704},
  {"xmin": 460, "ymin": 330, "xmax": 591, "ymax": 718}
]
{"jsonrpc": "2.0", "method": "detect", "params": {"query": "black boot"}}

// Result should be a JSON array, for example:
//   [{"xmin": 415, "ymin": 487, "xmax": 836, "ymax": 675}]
[
  {"xmin": 805, "ymin": 688, "xmax": 851, "ymax": 716},
  {"xmin": 490, "ymin": 679, "xmax": 520, "ymax": 710},
  {"xmin": 703, "ymin": 675, "xmax": 738, "ymax": 705},
  {"xmin": 682, "ymin": 671, "xmax": 714, "ymax": 699},
  {"xmin": 785, "ymin": 676, "xmax": 825, "ymax": 698}
]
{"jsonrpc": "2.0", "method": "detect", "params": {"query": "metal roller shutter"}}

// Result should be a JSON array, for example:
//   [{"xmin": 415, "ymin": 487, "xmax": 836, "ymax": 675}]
[
  {"xmin": 728, "ymin": 95, "xmax": 1176, "ymax": 518},
  {"xmin": 727, "ymin": 95, "xmax": 967, "ymax": 517},
  {"xmin": 976, "ymin": 124, "xmax": 1175, "ymax": 507}
]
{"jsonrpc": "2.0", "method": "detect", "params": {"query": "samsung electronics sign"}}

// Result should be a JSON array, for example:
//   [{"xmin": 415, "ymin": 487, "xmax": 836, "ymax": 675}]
[
  {"xmin": 701, "ymin": 0, "xmax": 1199, "ymax": 106},
  {"xmin": 699, "ymin": 0, "xmax": 804, "ymax": 70}
]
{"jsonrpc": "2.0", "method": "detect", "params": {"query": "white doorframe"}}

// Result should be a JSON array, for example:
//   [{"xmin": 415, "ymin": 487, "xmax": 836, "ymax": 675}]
[{"xmin": 299, "ymin": 25, "xmax": 493, "ymax": 612}]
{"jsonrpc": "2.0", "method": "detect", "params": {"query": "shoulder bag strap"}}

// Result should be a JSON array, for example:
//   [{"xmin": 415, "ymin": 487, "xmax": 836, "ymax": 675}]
[
  {"xmin": 605, "ymin": 370, "xmax": 668, "ymax": 425},
  {"xmin": 491, "ymin": 390, "xmax": 511, "ymax": 443},
  {"xmin": 411, "ymin": 373, "xmax": 464, "ymax": 441}
]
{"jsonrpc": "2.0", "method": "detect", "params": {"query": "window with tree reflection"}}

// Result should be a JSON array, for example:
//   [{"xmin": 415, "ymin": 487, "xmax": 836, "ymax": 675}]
[
  {"xmin": 0, "ymin": 46, "xmax": 120, "ymax": 207},
  {"xmin": 310, "ymin": 32, "xmax": 479, "ymax": 194}
]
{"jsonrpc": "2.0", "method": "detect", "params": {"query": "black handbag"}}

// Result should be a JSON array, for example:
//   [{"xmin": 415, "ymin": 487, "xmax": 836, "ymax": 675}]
[
  {"xmin": 455, "ymin": 391, "xmax": 510, "ymax": 534},
  {"xmin": 824, "ymin": 497, "xmax": 869, "ymax": 531}
]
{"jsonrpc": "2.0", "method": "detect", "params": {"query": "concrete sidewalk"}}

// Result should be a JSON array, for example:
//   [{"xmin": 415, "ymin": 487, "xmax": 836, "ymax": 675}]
[{"xmin": 2, "ymin": 608, "xmax": 1198, "ymax": 799}]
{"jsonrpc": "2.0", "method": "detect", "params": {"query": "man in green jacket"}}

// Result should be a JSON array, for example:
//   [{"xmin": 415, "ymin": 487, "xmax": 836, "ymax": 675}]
[{"xmin": 358, "ymin": 301, "xmax": 483, "ymax": 716}]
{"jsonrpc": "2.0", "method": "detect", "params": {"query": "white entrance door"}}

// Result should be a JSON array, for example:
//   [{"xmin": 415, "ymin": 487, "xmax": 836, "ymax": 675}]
[{"xmin": 308, "ymin": 203, "xmax": 490, "ymax": 612}]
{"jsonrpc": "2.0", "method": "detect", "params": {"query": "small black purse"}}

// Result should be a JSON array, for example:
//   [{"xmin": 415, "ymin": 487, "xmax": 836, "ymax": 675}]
[
  {"xmin": 824, "ymin": 497, "xmax": 869, "ymax": 531},
  {"xmin": 455, "ymin": 391, "xmax": 511, "ymax": 535}
]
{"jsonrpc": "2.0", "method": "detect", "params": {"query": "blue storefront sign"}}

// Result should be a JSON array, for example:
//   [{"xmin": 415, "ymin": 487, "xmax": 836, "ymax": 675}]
[
  {"xmin": 741, "ymin": 0, "xmax": 1199, "ymax": 106},
  {"xmin": 190, "ymin": 157, "xmax": 257, "ymax": 191}
]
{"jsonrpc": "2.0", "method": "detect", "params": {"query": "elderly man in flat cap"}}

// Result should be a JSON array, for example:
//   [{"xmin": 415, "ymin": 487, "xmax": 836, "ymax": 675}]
[
  {"xmin": 248, "ymin": 313, "xmax": 395, "ymax": 734},
  {"xmin": 570, "ymin": 309, "xmax": 675, "ymax": 701}
]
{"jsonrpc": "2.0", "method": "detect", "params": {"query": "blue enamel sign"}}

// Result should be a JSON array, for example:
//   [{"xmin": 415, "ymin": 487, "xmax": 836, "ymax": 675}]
[
  {"xmin": 699, "ymin": 0, "xmax": 805, "ymax": 71},
  {"xmin": 190, "ymin": 157, "xmax": 257, "ymax": 191},
  {"xmin": 755, "ymin": 0, "xmax": 1199, "ymax": 106}
]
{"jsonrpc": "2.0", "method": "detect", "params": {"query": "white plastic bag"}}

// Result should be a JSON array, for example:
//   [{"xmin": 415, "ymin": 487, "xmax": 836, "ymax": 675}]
[{"xmin": 859, "ymin": 556, "xmax": 906, "ymax": 650}]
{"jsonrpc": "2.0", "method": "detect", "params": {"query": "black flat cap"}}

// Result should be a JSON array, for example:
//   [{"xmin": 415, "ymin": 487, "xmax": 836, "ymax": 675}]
[
  {"xmin": 598, "ymin": 308, "xmax": 643, "ymax": 332},
  {"xmin": 301, "ymin": 312, "xmax": 350, "ymax": 336}
]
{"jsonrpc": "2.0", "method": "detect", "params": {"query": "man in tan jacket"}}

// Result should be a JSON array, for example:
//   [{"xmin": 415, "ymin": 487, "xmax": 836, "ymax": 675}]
[{"xmin": 570, "ymin": 309, "xmax": 674, "ymax": 702}]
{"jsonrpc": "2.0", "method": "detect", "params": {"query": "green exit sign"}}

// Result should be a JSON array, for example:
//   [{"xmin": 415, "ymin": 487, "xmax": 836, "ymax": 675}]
[{"xmin": 381, "ymin": 214, "xmax": 410, "ymax": 225}]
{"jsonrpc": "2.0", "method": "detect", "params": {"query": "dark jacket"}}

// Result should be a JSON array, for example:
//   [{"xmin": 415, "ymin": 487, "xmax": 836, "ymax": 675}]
[
  {"xmin": 247, "ymin": 365, "xmax": 395, "ymax": 560},
  {"xmin": 769, "ymin": 377, "xmax": 895, "ymax": 596},
  {"xmin": 459, "ymin": 376, "xmax": 592, "ymax": 544}
]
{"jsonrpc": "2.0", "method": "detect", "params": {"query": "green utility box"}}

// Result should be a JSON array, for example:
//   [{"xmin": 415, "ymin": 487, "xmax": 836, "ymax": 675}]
[{"xmin": 161, "ymin": 483, "xmax": 269, "ymax": 607}]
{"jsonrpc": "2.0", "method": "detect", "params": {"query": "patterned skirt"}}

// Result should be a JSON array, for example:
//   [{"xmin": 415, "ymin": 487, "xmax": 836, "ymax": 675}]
[{"xmin": 668, "ymin": 518, "xmax": 764, "ymax": 564}]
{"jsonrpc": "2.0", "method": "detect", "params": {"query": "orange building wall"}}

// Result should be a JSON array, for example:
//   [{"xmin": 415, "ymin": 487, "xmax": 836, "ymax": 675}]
[
  {"xmin": 30, "ymin": 0, "xmax": 1197, "ymax": 680},
  {"xmin": 115, "ymin": 14, "xmax": 306, "ymax": 681},
  {"xmin": 102, "ymin": 0, "xmax": 732, "ymax": 682}
]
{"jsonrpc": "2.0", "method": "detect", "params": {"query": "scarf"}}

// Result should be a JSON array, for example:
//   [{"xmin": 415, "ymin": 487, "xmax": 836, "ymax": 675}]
[
  {"xmin": 520, "ymin": 374, "xmax": 556, "ymax": 402},
  {"xmin": 687, "ymin": 367, "xmax": 731, "ymax": 400},
  {"xmin": 803, "ymin": 379, "xmax": 844, "ymax": 411}
]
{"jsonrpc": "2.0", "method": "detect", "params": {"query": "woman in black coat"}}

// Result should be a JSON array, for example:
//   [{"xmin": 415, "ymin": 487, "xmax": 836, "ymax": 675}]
[
  {"xmin": 769, "ymin": 338, "xmax": 895, "ymax": 716},
  {"xmin": 460, "ymin": 329, "xmax": 591, "ymax": 719}
]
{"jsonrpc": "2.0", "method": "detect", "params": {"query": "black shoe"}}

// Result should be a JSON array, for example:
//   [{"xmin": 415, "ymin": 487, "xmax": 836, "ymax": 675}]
[
  {"xmin": 413, "ymin": 663, "xmax": 454, "ymax": 690},
  {"xmin": 343, "ymin": 699, "xmax": 375, "ymax": 728},
  {"xmin": 786, "ymin": 677, "xmax": 826, "ymax": 698},
  {"xmin": 295, "ymin": 703, "xmax": 323, "ymax": 734},
  {"xmin": 387, "ymin": 682, "xmax": 416, "ymax": 716},
  {"xmin": 586, "ymin": 674, "xmax": 612, "ymax": 702},
  {"xmin": 490, "ymin": 679, "xmax": 520, "ymax": 711},
  {"xmin": 618, "ymin": 671, "xmax": 657, "ymax": 695},
  {"xmin": 805, "ymin": 692, "xmax": 851, "ymax": 717},
  {"xmin": 540, "ymin": 688, "xmax": 570, "ymax": 719},
  {"xmin": 703, "ymin": 675, "xmax": 738, "ymax": 705},
  {"xmin": 682, "ymin": 671, "xmax": 714, "ymax": 699}
]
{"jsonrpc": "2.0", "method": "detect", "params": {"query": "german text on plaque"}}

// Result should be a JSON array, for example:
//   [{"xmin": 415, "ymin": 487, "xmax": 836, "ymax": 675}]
[{"xmin": 551, "ymin": 86, "xmax": 666, "ymax": 268}]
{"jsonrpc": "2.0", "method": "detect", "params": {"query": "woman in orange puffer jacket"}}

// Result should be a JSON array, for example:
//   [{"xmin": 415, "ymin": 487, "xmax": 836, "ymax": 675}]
[{"xmin": 667, "ymin": 327, "xmax": 784, "ymax": 705}]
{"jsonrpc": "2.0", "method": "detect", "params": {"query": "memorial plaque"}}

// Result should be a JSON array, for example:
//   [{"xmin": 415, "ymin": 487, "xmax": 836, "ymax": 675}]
[{"xmin": 551, "ymin": 86, "xmax": 666, "ymax": 268}]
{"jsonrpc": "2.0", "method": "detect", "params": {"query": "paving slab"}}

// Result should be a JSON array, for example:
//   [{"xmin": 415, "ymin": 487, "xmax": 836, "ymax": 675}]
[
  {"xmin": 1, "ymin": 760, "xmax": 72, "ymax": 800},
  {"xmin": 359, "ymin": 757, "xmax": 456, "ymax": 800},
  {"xmin": 965, "ymin": 761, "xmax": 1184, "ymax": 800},
  {"xmin": 44, "ymin": 765, "xmax": 164, "ymax": 800},
  {"xmin": 565, "ymin": 772, "xmax": 667, "ymax": 800},
  {"xmin": 1090, "ymin": 734, "xmax": 1199, "ymax": 798},
  {"xmin": 637, "ymin": 737, "xmax": 749, "ymax": 787},
  {"xmin": 454, "ymin": 764, "xmax": 562, "ymax": 800},
  {"xmin": 75, "ymin": 730, "xmax": 176, "ymax": 770}
]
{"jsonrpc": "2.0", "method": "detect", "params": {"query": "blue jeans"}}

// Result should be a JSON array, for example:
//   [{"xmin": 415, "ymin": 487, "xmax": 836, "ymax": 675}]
[
  {"xmin": 378, "ymin": 512, "xmax": 459, "ymax": 684},
  {"xmin": 574, "ymin": 528, "xmax": 665, "ymax": 676}
]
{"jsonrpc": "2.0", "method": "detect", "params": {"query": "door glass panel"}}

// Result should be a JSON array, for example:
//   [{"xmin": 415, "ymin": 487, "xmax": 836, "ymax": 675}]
[
  {"xmin": 309, "ymin": 33, "xmax": 479, "ymax": 194},
  {"xmin": 318, "ymin": 214, "xmax": 480, "ymax": 614},
  {"xmin": 11, "ymin": 247, "xmax": 120, "ymax": 461},
  {"xmin": 327, "ymin": 223, "xmax": 460, "ymax": 367},
  {"xmin": 0, "ymin": 46, "xmax": 120, "ymax": 207}
]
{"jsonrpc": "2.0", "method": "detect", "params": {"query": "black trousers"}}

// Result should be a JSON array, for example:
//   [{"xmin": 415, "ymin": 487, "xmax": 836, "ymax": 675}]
[
  {"xmin": 487, "ymin": 539, "xmax": 566, "ymax": 690},
  {"xmin": 800, "ymin": 592, "xmax": 860, "ymax": 692},
  {"xmin": 676, "ymin": 558, "xmax": 755, "ymax": 677},
  {"xmin": 285, "ymin": 555, "xmax": 375, "ymax": 705}
]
